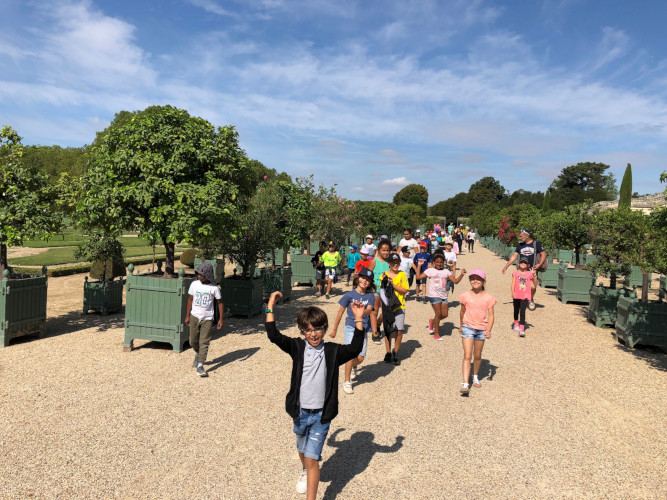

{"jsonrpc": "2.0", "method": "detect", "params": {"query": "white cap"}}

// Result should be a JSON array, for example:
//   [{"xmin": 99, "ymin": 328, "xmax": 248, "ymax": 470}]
[{"xmin": 366, "ymin": 234, "xmax": 373, "ymax": 239}]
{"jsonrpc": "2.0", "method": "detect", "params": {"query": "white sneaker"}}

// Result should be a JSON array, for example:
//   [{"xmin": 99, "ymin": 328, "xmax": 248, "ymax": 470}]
[
  {"xmin": 350, "ymin": 367, "xmax": 357, "ymax": 380},
  {"xmin": 528, "ymin": 300, "xmax": 536, "ymax": 311},
  {"xmin": 296, "ymin": 468, "xmax": 307, "ymax": 494},
  {"xmin": 343, "ymin": 381, "xmax": 354, "ymax": 394}
]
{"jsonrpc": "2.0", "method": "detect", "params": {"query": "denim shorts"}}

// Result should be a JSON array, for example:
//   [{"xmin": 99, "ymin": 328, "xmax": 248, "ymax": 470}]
[
  {"xmin": 344, "ymin": 325, "xmax": 368, "ymax": 356},
  {"xmin": 461, "ymin": 324, "xmax": 486, "ymax": 341},
  {"xmin": 415, "ymin": 278, "xmax": 426, "ymax": 285},
  {"xmin": 428, "ymin": 296, "xmax": 448, "ymax": 305},
  {"xmin": 293, "ymin": 408, "xmax": 330, "ymax": 461}
]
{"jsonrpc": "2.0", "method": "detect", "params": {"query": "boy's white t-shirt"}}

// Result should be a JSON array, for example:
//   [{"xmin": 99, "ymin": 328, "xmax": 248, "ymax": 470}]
[
  {"xmin": 444, "ymin": 251, "xmax": 457, "ymax": 265},
  {"xmin": 399, "ymin": 256, "xmax": 413, "ymax": 275},
  {"xmin": 361, "ymin": 242, "xmax": 376, "ymax": 256},
  {"xmin": 188, "ymin": 280, "xmax": 222, "ymax": 321}
]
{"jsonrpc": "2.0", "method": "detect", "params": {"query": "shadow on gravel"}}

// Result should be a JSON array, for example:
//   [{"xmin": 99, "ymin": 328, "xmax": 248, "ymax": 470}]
[
  {"xmin": 437, "ymin": 322, "xmax": 458, "ymax": 337},
  {"xmin": 320, "ymin": 428, "xmax": 404, "ymax": 499},
  {"xmin": 476, "ymin": 359, "xmax": 499, "ymax": 382},
  {"xmin": 354, "ymin": 339, "xmax": 422, "ymax": 386},
  {"xmin": 206, "ymin": 347, "xmax": 260, "ymax": 372},
  {"xmin": 612, "ymin": 338, "xmax": 667, "ymax": 372},
  {"xmin": 40, "ymin": 309, "xmax": 126, "ymax": 339}
]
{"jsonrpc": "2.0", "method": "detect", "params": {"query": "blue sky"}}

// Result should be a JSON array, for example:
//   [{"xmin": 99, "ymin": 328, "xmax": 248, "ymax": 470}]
[{"xmin": 2, "ymin": 0, "xmax": 666, "ymax": 204}]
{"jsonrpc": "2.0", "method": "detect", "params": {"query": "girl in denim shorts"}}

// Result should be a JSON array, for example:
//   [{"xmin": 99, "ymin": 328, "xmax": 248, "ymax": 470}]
[{"xmin": 458, "ymin": 269, "xmax": 497, "ymax": 394}]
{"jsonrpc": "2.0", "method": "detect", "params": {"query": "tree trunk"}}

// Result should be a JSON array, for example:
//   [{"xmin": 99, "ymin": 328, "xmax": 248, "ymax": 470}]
[
  {"xmin": 610, "ymin": 272, "xmax": 617, "ymax": 289},
  {"xmin": 641, "ymin": 272, "xmax": 649, "ymax": 303},
  {"xmin": 164, "ymin": 240, "xmax": 175, "ymax": 276},
  {"xmin": 305, "ymin": 237, "xmax": 311, "ymax": 256},
  {"xmin": 0, "ymin": 243, "xmax": 7, "ymax": 280},
  {"xmin": 574, "ymin": 245, "xmax": 581, "ymax": 268},
  {"xmin": 282, "ymin": 245, "xmax": 288, "ymax": 267}
]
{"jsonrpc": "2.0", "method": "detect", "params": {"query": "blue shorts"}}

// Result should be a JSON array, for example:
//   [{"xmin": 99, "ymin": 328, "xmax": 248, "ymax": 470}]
[
  {"xmin": 415, "ymin": 278, "xmax": 426, "ymax": 285},
  {"xmin": 344, "ymin": 325, "xmax": 368, "ymax": 356},
  {"xmin": 461, "ymin": 324, "xmax": 486, "ymax": 341},
  {"xmin": 293, "ymin": 408, "xmax": 330, "ymax": 461},
  {"xmin": 428, "ymin": 296, "xmax": 448, "ymax": 305}
]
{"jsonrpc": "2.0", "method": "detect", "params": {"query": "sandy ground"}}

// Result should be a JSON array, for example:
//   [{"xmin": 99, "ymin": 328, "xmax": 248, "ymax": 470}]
[{"xmin": 1, "ymin": 247, "xmax": 665, "ymax": 499}]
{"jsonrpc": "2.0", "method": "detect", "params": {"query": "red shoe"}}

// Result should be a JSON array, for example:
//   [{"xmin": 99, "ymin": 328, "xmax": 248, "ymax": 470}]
[{"xmin": 428, "ymin": 318, "xmax": 434, "ymax": 333}]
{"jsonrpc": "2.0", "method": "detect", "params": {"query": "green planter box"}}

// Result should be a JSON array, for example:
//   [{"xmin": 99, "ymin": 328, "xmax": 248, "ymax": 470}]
[
  {"xmin": 193, "ymin": 257, "xmax": 225, "ymax": 283},
  {"xmin": 557, "ymin": 249, "xmax": 572, "ymax": 263},
  {"xmin": 0, "ymin": 268, "xmax": 48, "ymax": 347},
  {"xmin": 557, "ymin": 265, "xmax": 595, "ymax": 304},
  {"xmin": 124, "ymin": 265, "xmax": 194, "ymax": 353},
  {"xmin": 538, "ymin": 263, "xmax": 559, "ymax": 288},
  {"xmin": 291, "ymin": 254, "xmax": 315, "ymax": 286},
  {"xmin": 659, "ymin": 276, "xmax": 666, "ymax": 301},
  {"xmin": 262, "ymin": 265, "xmax": 292, "ymax": 302},
  {"xmin": 624, "ymin": 266, "xmax": 652, "ymax": 288},
  {"xmin": 615, "ymin": 295, "xmax": 667, "ymax": 348},
  {"xmin": 83, "ymin": 277, "xmax": 123, "ymax": 315},
  {"xmin": 220, "ymin": 276, "xmax": 263, "ymax": 318},
  {"xmin": 587, "ymin": 285, "xmax": 633, "ymax": 328},
  {"xmin": 583, "ymin": 254, "xmax": 599, "ymax": 265}
]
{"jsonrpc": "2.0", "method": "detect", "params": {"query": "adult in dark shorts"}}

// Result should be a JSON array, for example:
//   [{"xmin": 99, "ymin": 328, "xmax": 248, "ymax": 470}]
[{"xmin": 502, "ymin": 230, "xmax": 546, "ymax": 310}]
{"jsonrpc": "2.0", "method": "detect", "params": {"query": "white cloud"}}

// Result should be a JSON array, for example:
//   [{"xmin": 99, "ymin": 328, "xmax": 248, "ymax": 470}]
[
  {"xmin": 382, "ymin": 176, "xmax": 409, "ymax": 186},
  {"xmin": 187, "ymin": 0, "xmax": 236, "ymax": 17}
]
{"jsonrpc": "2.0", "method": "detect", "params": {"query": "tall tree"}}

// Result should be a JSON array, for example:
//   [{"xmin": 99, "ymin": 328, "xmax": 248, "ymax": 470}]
[
  {"xmin": 468, "ymin": 176, "xmax": 506, "ymax": 203},
  {"xmin": 392, "ymin": 184, "xmax": 428, "ymax": 210},
  {"xmin": 618, "ymin": 163, "xmax": 632, "ymax": 209},
  {"xmin": 0, "ymin": 127, "xmax": 61, "ymax": 276},
  {"xmin": 549, "ymin": 162, "xmax": 617, "ymax": 210},
  {"xmin": 83, "ymin": 105, "xmax": 251, "ymax": 275},
  {"xmin": 541, "ymin": 190, "xmax": 551, "ymax": 211}
]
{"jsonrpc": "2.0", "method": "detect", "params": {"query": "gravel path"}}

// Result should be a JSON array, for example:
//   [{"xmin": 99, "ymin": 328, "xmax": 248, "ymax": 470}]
[{"xmin": 1, "ymin": 248, "xmax": 665, "ymax": 499}]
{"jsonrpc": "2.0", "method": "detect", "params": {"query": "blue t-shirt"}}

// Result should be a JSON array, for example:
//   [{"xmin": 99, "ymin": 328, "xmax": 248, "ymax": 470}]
[
  {"xmin": 414, "ymin": 252, "xmax": 432, "ymax": 273},
  {"xmin": 339, "ymin": 290, "xmax": 375, "ymax": 331},
  {"xmin": 347, "ymin": 252, "xmax": 361, "ymax": 269}
]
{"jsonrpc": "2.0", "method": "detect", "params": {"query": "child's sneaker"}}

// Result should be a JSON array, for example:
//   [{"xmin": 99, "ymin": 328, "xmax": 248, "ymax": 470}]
[
  {"xmin": 528, "ymin": 300, "xmax": 536, "ymax": 311},
  {"xmin": 518, "ymin": 327, "xmax": 526, "ymax": 337},
  {"xmin": 384, "ymin": 352, "xmax": 392, "ymax": 363},
  {"xmin": 392, "ymin": 350, "xmax": 401, "ymax": 366},
  {"xmin": 372, "ymin": 331, "xmax": 382, "ymax": 344},
  {"xmin": 296, "ymin": 468, "xmax": 308, "ymax": 494},
  {"xmin": 314, "ymin": 291, "xmax": 321, "ymax": 297},
  {"xmin": 343, "ymin": 381, "xmax": 354, "ymax": 394},
  {"xmin": 196, "ymin": 365, "xmax": 208, "ymax": 377},
  {"xmin": 512, "ymin": 322, "xmax": 520, "ymax": 332},
  {"xmin": 428, "ymin": 318, "xmax": 434, "ymax": 333},
  {"xmin": 326, "ymin": 294, "xmax": 330, "ymax": 299},
  {"xmin": 350, "ymin": 367, "xmax": 358, "ymax": 380},
  {"xmin": 433, "ymin": 336, "xmax": 443, "ymax": 341}
]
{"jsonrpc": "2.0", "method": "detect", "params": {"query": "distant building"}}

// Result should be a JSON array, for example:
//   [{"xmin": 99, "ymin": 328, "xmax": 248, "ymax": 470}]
[{"xmin": 593, "ymin": 193, "xmax": 666, "ymax": 215}]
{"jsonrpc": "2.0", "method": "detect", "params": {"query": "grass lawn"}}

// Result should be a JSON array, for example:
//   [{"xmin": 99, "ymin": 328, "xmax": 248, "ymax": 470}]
[{"xmin": 9, "ymin": 245, "xmax": 190, "ymax": 266}]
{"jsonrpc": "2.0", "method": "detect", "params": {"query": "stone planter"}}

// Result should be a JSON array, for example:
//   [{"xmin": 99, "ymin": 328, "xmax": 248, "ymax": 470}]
[
  {"xmin": 83, "ymin": 277, "xmax": 123, "ymax": 315},
  {"xmin": 587, "ymin": 284, "xmax": 633, "ymax": 328},
  {"xmin": 538, "ymin": 262, "xmax": 560, "ymax": 288},
  {"xmin": 291, "ymin": 254, "xmax": 315, "ymax": 286},
  {"xmin": 220, "ymin": 275, "xmax": 263, "ymax": 318},
  {"xmin": 262, "ymin": 265, "xmax": 292, "ymax": 302},
  {"xmin": 124, "ymin": 264, "xmax": 194, "ymax": 353},
  {"xmin": 624, "ymin": 266, "xmax": 652, "ymax": 288},
  {"xmin": 0, "ymin": 268, "xmax": 48, "ymax": 347},
  {"xmin": 614, "ymin": 295, "xmax": 667, "ymax": 348},
  {"xmin": 193, "ymin": 257, "xmax": 225, "ymax": 283},
  {"xmin": 557, "ymin": 265, "xmax": 595, "ymax": 304}
]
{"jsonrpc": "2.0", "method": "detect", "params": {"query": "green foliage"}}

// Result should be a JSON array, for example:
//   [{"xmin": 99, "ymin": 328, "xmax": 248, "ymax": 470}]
[
  {"xmin": 429, "ymin": 192, "xmax": 467, "ymax": 224},
  {"xmin": 74, "ymin": 232, "xmax": 126, "ymax": 278},
  {"xmin": 541, "ymin": 190, "xmax": 551, "ymax": 211},
  {"xmin": 311, "ymin": 185, "xmax": 359, "ymax": 247},
  {"xmin": 549, "ymin": 162, "xmax": 617, "ymax": 210},
  {"xmin": 0, "ymin": 126, "xmax": 62, "ymax": 272},
  {"xmin": 469, "ymin": 202, "xmax": 502, "ymax": 237},
  {"xmin": 393, "ymin": 184, "xmax": 428, "ymax": 210},
  {"xmin": 537, "ymin": 202, "xmax": 593, "ymax": 267},
  {"xmin": 469, "ymin": 177, "xmax": 506, "ymax": 204},
  {"xmin": 220, "ymin": 182, "xmax": 283, "ymax": 278},
  {"xmin": 356, "ymin": 201, "xmax": 402, "ymax": 238},
  {"xmin": 21, "ymin": 145, "xmax": 87, "ymax": 180},
  {"xmin": 588, "ymin": 208, "xmax": 633, "ymax": 287},
  {"xmin": 501, "ymin": 189, "xmax": 544, "ymax": 209},
  {"xmin": 275, "ymin": 176, "xmax": 314, "ymax": 250},
  {"xmin": 180, "ymin": 248, "xmax": 198, "ymax": 267},
  {"xmin": 618, "ymin": 163, "xmax": 632, "ymax": 209},
  {"xmin": 394, "ymin": 203, "xmax": 425, "ymax": 230},
  {"xmin": 81, "ymin": 105, "xmax": 251, "ymax": 274}
]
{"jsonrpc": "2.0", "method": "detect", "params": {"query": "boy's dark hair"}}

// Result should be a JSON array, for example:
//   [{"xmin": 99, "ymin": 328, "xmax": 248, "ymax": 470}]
[
  {"xmin": 297, "ymin": 306, "xmax": 329, "ymax": 331},
  {"xmin": 378, "ymin": 239, "xmax": 391, "ymax": 250},
  {"xmin": 353, "ymin": 275, "xmax": 376, "ymax": 293}
]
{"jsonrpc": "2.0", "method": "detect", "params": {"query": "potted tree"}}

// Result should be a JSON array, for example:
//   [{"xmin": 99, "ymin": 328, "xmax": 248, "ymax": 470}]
[
  {"xmin": 78, "ymin": 233, "xmax": 126, "ymax": 315},
  {"xmin": 0, "ymin": 127, "xmax": 59, "ymax": 347},
  {"xmin": 540, "ymin": 202, "xmax": 595, "ymax": 304},
  {"xmin": 586, "ymin": 208, "xmax": 633, "ymax": 327},
  {"xmin": 614, "ymin": 206, "xmax": 667, "ymax": 348},
  {"xmin": 82, "ymin": 106, "xmax": 250, "ymax": 352},
  {"xmin": 219, "ymin": 182, "xmax": 282, "ymax": 317}
]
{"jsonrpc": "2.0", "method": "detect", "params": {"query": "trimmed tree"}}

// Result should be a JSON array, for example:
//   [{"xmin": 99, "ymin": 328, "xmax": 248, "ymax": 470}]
[
  {"xmin": 619, "ymin": 163, "xmax": 632, "ymax": 209},
  {"xmin": 393, "ymin": 184, "xmax": 428, "ymax": 210},
  {"xmin": 541, "ymin": 190, "xmax": 551, "ymax": 212},
  {"xmin": 538, "ymin": 201, "xmax": 593, "ymax": 268},
  {"xmin": 588, "ymin": 208, "xmax": 633, "ymax": 288},
  {"xmin": 0, "ymin": 127, "xmax": 60, "ymax": 277},
  {"xmin": 83, "ymin": 106, "xmax": 251, "ymax": 275}
]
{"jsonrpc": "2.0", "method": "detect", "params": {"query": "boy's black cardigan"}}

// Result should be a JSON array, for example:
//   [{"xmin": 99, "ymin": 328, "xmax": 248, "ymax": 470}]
[{"xmin": 266, "ymin": 321, "xmax": 364, "ymax": 424}]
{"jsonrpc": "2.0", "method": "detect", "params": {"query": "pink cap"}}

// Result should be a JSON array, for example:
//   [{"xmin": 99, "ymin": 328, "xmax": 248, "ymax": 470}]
[{"xmin": 468, "ymin": 269, "xmax": 486, "ymax": 280}]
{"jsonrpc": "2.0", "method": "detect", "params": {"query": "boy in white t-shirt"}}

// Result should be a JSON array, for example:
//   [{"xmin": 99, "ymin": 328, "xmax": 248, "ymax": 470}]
[
  {"xmin": 185, "ymin": 261, "xmax": 224, "ymax": 377},
  {"xmin": 399, "ymin": 246, "xmax": 414, "ymax": 297},
  {"xmin": 443, "ymin": 241, "xmax": 458, "ymax": 295}
]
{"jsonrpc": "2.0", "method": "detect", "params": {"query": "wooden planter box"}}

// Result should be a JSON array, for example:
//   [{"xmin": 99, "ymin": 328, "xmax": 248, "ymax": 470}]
[
  {"xmin": 557, "ymin": 265, "xmax": 595, "ymax": 304},
  {"xmin": 587, "ymin": 285, "xmax": 633, "ymax": 328},
  {"xmin": 614, "ymin": 295, "xmax": 667, "ymax": 348},
  {"xmin": 556, "ymin": 249, "xmax": 572, "ymax": 263},
  {"xmin": 0, "ymin": 268, "xmax": 48, "ymax": 347},
  {"xmin": 220, "ymin": 275, "xmax": 263, "ymax": 318},
  {"xmin": 624, "ymin": 266, "xmax": 652, "ymax": 288},
  {"xmin": 291, "ymin": 254, "xmax": 315, "ymax": 286},
  {"xmin": 124, "ymin": 265, "xmax": 194, "ymax": 353},
  {"xmin": 262, "ymin": 265, "xmax": 292, "ymax": 302},
  {"xmin": 83, "ymin": 277, "xmax": 123, "ymax": 315},
  {"xmin": 193, "ymin": 257, "xmax": 225, "ymax": 283},
  {"xmin": 538, "ymin": 263, "xmax": 560, "ymax": 288}
]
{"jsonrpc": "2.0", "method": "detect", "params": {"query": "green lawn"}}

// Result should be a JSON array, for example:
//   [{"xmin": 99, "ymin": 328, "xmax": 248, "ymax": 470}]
[{"xmin": 9, "ymin": 245, "xmax": 190, "ymax": 266}]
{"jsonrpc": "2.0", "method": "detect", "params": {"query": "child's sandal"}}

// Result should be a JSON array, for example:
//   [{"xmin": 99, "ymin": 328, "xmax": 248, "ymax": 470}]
[
  {"xmin": 459, "ymin": 382, "xmax": 470, "ymax": 394},
  {"xmin": 472, "ymin": 376, "xmax": 481, "ymax": 388}
]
